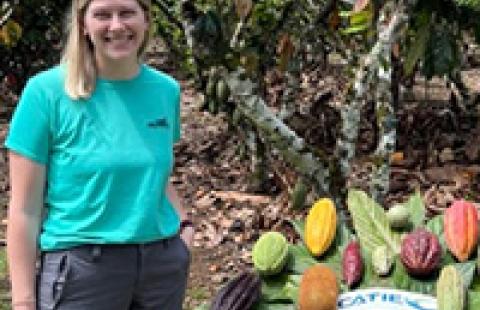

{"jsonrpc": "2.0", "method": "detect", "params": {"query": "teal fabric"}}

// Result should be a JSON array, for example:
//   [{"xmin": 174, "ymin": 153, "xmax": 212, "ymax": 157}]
[{"xmin": 5, "ymin": 64, "xmax": 182, "ymax": 250}]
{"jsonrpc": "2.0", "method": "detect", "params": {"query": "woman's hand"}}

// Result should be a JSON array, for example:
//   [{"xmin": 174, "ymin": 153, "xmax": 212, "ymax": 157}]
[{"xmin": 180, "ymin": 226, "xmax": 194, "ymax": 249}]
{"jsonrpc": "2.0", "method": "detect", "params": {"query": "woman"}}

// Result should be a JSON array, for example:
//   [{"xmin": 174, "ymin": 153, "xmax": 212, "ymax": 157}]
[{"xmin": 5, "ymin": 0, "xmax": 193, "ymax": 309}]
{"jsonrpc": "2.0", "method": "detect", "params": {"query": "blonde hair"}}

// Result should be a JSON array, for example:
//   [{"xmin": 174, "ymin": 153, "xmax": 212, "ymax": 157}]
[{"xmin": 61, "ymin": 0, "xmax": 152, "ymax": 100}]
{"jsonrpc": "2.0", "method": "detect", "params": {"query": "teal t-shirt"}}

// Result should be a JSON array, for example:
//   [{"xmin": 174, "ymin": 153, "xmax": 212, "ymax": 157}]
[{"xmin": 5, "ymin": 64, "xmax": 182, "ymax": 250}]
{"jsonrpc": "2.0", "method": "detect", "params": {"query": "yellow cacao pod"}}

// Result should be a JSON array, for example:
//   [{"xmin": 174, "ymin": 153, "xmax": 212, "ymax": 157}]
[{"xmin": 305, "ymin": 198, "xmax": 337, "ymax": 257}]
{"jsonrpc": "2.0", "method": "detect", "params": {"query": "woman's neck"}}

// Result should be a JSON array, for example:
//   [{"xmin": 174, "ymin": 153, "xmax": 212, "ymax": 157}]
[{"xmin": 95, "ymin": 57, "xmax": 141, "ymax": 80}]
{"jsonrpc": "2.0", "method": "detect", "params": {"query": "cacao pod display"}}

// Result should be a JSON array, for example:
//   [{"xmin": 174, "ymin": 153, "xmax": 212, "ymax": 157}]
[
  {"xmin": 299, "ymin": 264, "xmax": 339, "ymax": 310},
  {"xmin": 372, "ymin": 245, "xmax": 394, "ymax": 276},
  {"xmin": 386, "ymin": 204, "xmax": 410, "ymax": 229},
  {"xmin": 305, "ymin": 198, "xmax": 337, "ymax": 257},
  {"xmin": 210, "ymin": 271, "xmax": 261, "ymax": 310},
  {"xmin": 342, "ymin": 241, "xmax": 363, "ymax": 287},
  {"xmin": 400, "ymin": 228, "xmax": 441, "ymax": 277},
  {"xmin": 252, "ymin": 231, "xmax": 289, "ymax": 276},
  {"xmin": 436, "ymin": 265, "xmax": 465, "ymax": 310},
  {"xmin": 444, "ymin": 199, "xmax": 479, "ymax": 262}
]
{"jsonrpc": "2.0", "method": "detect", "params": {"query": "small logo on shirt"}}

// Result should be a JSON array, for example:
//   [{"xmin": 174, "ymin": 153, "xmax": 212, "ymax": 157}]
[{"xmin": 147, "ymin": 117, "xmax": 168, "ymax": 128}]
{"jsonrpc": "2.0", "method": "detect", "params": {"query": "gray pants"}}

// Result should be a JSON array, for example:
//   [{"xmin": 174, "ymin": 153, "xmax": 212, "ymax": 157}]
[{"xmin": 37, "ymin": 235, "xmax": 191, "ymax": 310}]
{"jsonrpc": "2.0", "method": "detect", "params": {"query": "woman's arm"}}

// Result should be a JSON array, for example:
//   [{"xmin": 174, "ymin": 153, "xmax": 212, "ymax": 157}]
[
  {"xmin": 166, "ymin": 182, "xmax": 194, "ymax": 247},
  {"xmin": 7, "ymin": 151, "xmax": 46, "ymax": 309}
]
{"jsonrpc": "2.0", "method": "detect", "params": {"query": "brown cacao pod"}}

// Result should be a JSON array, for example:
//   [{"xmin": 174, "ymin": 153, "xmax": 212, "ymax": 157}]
[
  {"xmin": 299, "ymin": 264, "xmax": 339, "ymax": 310},
  {"xmin": 444, "ymin": 199, "xmax": 479, "ymax": 262},
  {"xmin": 305, "ymin": 198, "xmax": 337, "ymax": 257},
  {"xmin": 342, "ymin": 241, "xmax": 363, "ymax": 287},
  {"xmin": 210, "ymin": 271, "xmax": 261, "ymax": 310},
  {"xmin": 400, "ymin": 228, "xmax": 441, "ymax": 277}
]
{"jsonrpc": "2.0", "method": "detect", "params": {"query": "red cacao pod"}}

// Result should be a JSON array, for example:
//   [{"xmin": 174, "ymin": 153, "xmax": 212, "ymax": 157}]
[
  {"xmin": 400, "ymin": 228, "xmax": 441, "ymax": 277},
  {"xmin": 444, "ymin": 199, "xmax": 479, "ymax": 262},
  {"xmin": 342, "ymin": 241, "xmax": 363, "ymax": 287}
]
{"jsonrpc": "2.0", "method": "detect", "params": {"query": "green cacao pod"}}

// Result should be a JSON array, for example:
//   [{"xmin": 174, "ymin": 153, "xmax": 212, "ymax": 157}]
[
  {"xmin": 372, "ymin": 245, "xmax": 394, "ymax": 276},
  {"xmin": 206, "ymin": 76, "xmax": 217, "ymax": 98},
  {"xmin": 216, "ymin": 79, "xmax": 230, "ymax": 104},
  {"xmin": 386, "ymin": 204, "xmax": 410, "ymax": 229},
  {"xmin": 210, "ymin": 271, "xmax": 261, "ymax": 310},
  {"xmin": 436, "ymin": 265, "xmax": 465, "ymax": 310},
  {"xmin": 291, "ymin": 179, "xmax": 308, "ymax": 209},
  {"xmin": 252, "ymin": 231, "xmax": 289, "ymax": 275}
]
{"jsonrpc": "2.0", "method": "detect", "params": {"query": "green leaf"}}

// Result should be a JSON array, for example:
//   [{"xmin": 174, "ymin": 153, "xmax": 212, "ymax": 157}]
[
  {"xmin": 261, "ymin": 274, "xmax": 293, "ymax": 302},
  {"xmin": 392, "ymin": 257, "xmax": 437, "ymax": 295},
  {"xmin": 342, "ymin": 24, "xmax": 370, "ymax": 34},
  {"xmin": 425, "ymin": 215, "xmax": 456, "ymax": 265},
  {"xmin": 321, "ymin": 222, "xmax": 354, "ymax": 278},
  {"xmin": 404, "ymin": 11, "xmax": 431, "ymax": 76},
  {"xmin": 192, "ymin": 303, "xmax": 209, "ymax": 310},
  {"xmin": 468, "ymin": 290, "xmax": 480, "ymax": 309},
  {"xmin": 454, "ymin": 261, "xmax": 476, "ymax": 289},
  {"xmin": 287, "ymin": 218, "xmax": 353, "ymax": 278},
  {"xmin": 288, "ymin": 219, "xmax": 305, "ymax": 241},
  {"xmin": 260, "ymin": 274, "xmax": 299, "ymax": 303},
  {"xmin": 285, "ymin": 244, "xmax": 317, "ymax": 274},
  {"xmin": 253, "ymin": 301, "xmax": 296, "ymax": 310},
  {"xmin": 347, "ymin": 189, "xmax": 401, "ymax": 257},
  {"xmin": 405, "ymin": 191, "xmax": 426, "ymax": 228},
  {"xmin": 350, "ymin": 10, "xmax": 372, "ymax": 27},
  {"xmin": 358, "ymin": 248, "xmax": 396, "ymax": 290}
]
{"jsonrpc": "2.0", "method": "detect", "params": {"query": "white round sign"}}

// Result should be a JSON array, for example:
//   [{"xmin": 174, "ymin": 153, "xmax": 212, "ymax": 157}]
[{"xmin": 338, "ymin": 288, "xmax": 437, "ymax": 310}]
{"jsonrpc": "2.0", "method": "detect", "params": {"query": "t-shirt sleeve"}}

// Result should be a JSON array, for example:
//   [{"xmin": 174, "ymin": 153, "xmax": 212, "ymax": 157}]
[
  {"xmin": 172, "ymin": 82, "xmax": 181, "ymax": 143},
  {"xmin": 4, "ymin": 77, "xmax": 50, "ymax": 165}
]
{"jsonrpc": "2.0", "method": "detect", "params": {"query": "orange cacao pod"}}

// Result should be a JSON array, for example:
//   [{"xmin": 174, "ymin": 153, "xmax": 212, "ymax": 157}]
[
  {"xmin": 444, "ymin": 200, "xmax": 479, "ymax": 262},
  {"xmin": 299, "ymin": 264, "xmax": 338, "ymax": 310},
  {"xmin": 305, "ymin": 198, "xmax": 337, "ymax": 257}
]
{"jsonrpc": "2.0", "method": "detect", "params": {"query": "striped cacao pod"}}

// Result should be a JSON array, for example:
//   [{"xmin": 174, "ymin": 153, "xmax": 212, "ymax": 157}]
[
  {"xmin": 305, "ymin": 198, "xmax": 337, "ymax": 257},
  {"xmin": 436, "ymin": 265, "xmax": 465, "ymax": 310},
  {"xmin": 210, "ymin": 271, "xmax": 261, "ymax": 310},
  {"xmin": 444, "ymin": 199, "xmax": 478, "ymax": 262}
]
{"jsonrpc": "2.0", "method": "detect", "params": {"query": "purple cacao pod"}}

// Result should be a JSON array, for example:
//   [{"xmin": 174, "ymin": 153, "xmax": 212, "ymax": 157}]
[
  {"xmin": 342, "ymin": 241, "xmax": 363, "ymax": 287},
  {"xmin": 400, "ymin": 228, "xmax": 441, "ymax": 277},
  {"xmin": 210, "ymin": 271, "xmax": 261, "ymax": 310}
]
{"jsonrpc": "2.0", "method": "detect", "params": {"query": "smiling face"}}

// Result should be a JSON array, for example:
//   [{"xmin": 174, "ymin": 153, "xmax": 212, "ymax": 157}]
[{"xmin": 82, "ymin": 0, "xmax": 149, "ymax": 69}]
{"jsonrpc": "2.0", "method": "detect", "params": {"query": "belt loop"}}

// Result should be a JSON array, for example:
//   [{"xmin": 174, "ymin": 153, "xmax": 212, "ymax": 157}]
[{"xmin": 91, "ymin": 245, "xmax": 102, "ymax": 262}]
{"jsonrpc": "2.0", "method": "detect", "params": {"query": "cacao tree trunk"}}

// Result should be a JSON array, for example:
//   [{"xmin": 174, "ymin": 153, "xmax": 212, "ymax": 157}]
[
  {"xmin": 334, "ymin": 1, "xmax": 410, "ymax": 202},
  {"xmin": 225, "ymin": 70, "xmax": 334, "ymax": 198},
  {"xmin": 370, "ymin": 3, "xmax": 397, "ymax": 204}
]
